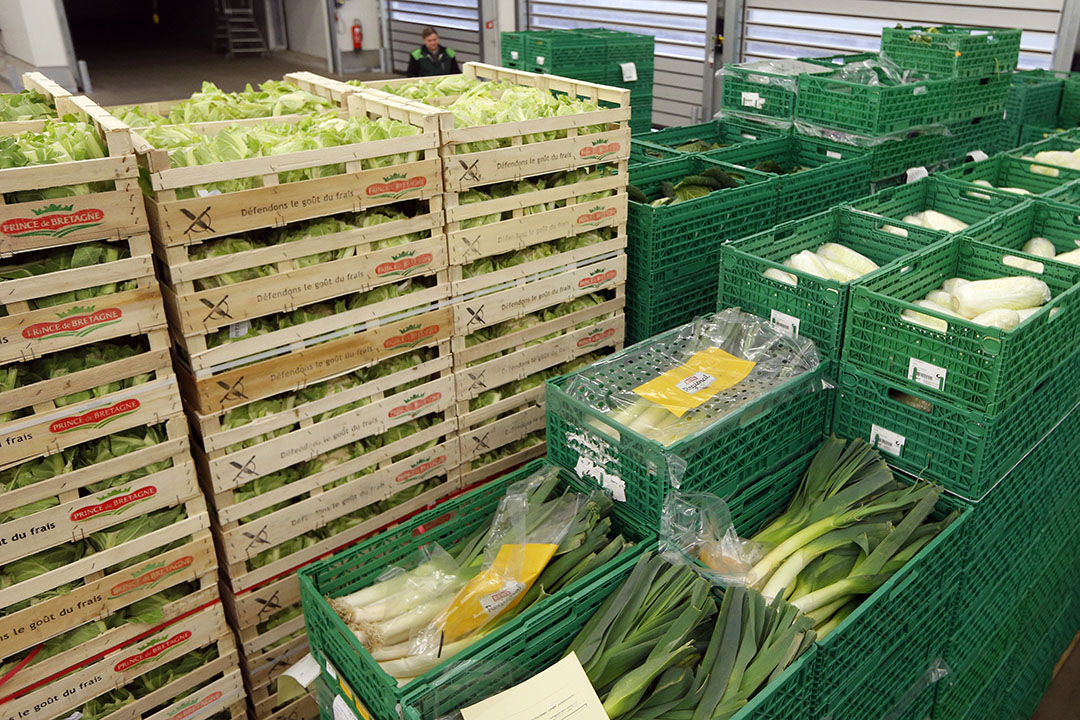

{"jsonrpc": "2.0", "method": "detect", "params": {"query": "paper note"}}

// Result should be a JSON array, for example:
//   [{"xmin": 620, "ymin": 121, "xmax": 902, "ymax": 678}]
[
  {"xmin": 277, "ymin": 653, "xmax": 320, "ymax": 705},
  {"xmin": 633, "ymin": 346, "xmax": 756, "ymax": 417},
  {"xmin": 460, "ymin": 653, "xmax": 607, "ymax": 720}
]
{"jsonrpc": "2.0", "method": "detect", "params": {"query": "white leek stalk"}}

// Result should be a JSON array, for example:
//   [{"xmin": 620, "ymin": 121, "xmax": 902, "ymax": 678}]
[
  {"xmin": 817, "ymin": 243, "xmax": 878, "ymax": 276},
  {"xmin": 763, "ymin": 267, "xmax": 797, "ymax": 286},
  {"xmin": 952, "ymin": 276, "xmax": 1051, "ymax": 318},
  {"xmin": 1023, "ymin": 237, "xmax": 1056, "ymax": 258},
  {"xmin": 970, "ymin": 308, "xmax": 1020, "ymax": 331}
]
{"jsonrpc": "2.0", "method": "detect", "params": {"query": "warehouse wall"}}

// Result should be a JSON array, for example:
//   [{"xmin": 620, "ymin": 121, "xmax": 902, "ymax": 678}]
[
  {"xmin": 388, "ymin": 0, "xmax": 482, "ymax": 74},
  {"xmin": 0, "ymin": 0, "xmax": 72, "ymax": 72},
  {"xmin": 284, "ymin": 0, "xmax": 331, "ymax": 62}
]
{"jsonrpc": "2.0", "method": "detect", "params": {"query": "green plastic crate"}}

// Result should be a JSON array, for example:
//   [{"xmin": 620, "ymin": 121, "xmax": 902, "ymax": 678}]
[
  {"xmin": 719, "ymin": 207, "xmax": 943, "ymax": 363},
  {"xmin": 1018, "ymin": 122, "xmax": 1066, "ymax": 145},
  {"xmin": 298, "ymin": 459, "xmax": 651, "ymax": 720},
  {"xmin": 833, "ymin": 347, "xmax": 1080, "ymax": 498},
  {"xmin": 1060, "ymin": 73, "xmax": 1080, "ymax": 124},
  {"xmin": 798, "ymin": 129, "xmax": 944, "ymax": 182},
  {"xmin": 545, "ymin": 347, "xmax": 831, "ymax": 531},
  {"xmin": 626, "ymin": 156, "xmax": 778, "ymax": 279},
  {"xmin": 1005, "ymin": 69, "xmax": 1065, "ymax": 125},
  {"xmin": 796, "ymin": 70, "xmax": 953, "ymax": 135},
  {"xmin": 1006, "ymin": 135, "xmax": 1080, "ymax": 178},
  {"xmin": 942, "ymin": 115, "xmax": 1008, "ymax": 162},
  {"xmin": 959, "ymin": 197, "xmax": 1080, "ymax": 259},
  {"xmin": 842, "ymin": 237, "xmax": 1080, "ymax": 416},
  {"xmin": 706, "ymin": 134, "xmax": 873, "ymax": 221},
  {"xmin": 578, "ymin": 28, "xmax": 654, "ymax": 64},
  {"xmin": 949, "ymin": 74, "xmax": 1010, "ymax": 122},
  {"xmin": 632, "ymin": 117, "xmax": 786, "ymax": 154},
  {"xmin": 501, "ymin": 31, "xmax": 526, "ymax": 68},
  {"xmin": 629, "ymin": 137, "xmax": 682, "ymax": 165},
  {"xmin": 846, "ymin": 175, "xmax": 1025, "ymax": 235},
  {"xmin": 627, "ymin": 264, "xmax": 718, "ymax": 343},
  {"xmin": 525, "ymin": 30, "xmax": 606, "ymax": 73},
  {"xmin": 799, "ymin": 51, "xmax": 880, "ymax": 68},
  {"xmin": 720, "ymin": 59, "xmax": 832, "ymax": 120},
  {"xmin": 880, "ymin": 26, "xmax": 1021, "ymax": 78},
  {"xmin": 939, "ymin": 153, "xmax": 1070, "ymax": 195}
]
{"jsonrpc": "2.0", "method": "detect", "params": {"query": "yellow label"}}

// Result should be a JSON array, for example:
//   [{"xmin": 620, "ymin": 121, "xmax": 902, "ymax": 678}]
[{"xmin": 632, "ymin": 347, "xmax": 756, "ymax": 418}]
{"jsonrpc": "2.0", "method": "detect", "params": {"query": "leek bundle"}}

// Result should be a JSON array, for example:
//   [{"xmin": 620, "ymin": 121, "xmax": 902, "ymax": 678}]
[{"xmin": 902, "ymin": 274, "xmax": 1051, "ymax": 332}]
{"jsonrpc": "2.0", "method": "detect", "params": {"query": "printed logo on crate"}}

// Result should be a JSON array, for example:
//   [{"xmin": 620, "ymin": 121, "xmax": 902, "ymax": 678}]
[
  {"xmin": 579, "ymin": 138, "xmax": 621, "ymax": 160},
  {"xmin": 365, "ymin": 172, "xmax": 427, "ymax": 199},
  {"xmin": 71, "ymin": 485, "xmax": 157, "ymax": 522},
  {"xmin": 388, "ymin": 391, "xmax": 441, "ymax": 419},
  {"xmin": 395, "ymin": 454, "xmax": 448, "ymax": 484},
  {"xmin": 384, "ymin": 322, "xmax": 441, "ymax": 350},
  {"xmin": 577, "ymin": 327, "xmax": 616, "ymax": 348},
  {"xmin": 0, "ymin": 204, "xmax": 105, "ymax": 239},
  {"xmin": 577, "ymin": 205, "xmax": 619, "ymax": 227},
  {"xmin": 22, "ymin": 305, "xmax": 123, "ymax": 340},
  {"xmin": 578, "ymin": 267, "xmax": 619, "ymax": 289},
  {"xmin": 168, "ymin": 691, "xmax": 223, "ymax": 720},
  {"xmin": 113, "ymin": 629, "xmax": 192, "ymax": 672},
  {"xmin": 50, "ymin": 399, "xmax": 141, "ymax": 434},
  {"xmin": 110, "ymin": 556, "xmax": 195, "ymax": 597},
  {"xmin": 375, "ymin": 250, "xmax": 434, "ymax": 277}
]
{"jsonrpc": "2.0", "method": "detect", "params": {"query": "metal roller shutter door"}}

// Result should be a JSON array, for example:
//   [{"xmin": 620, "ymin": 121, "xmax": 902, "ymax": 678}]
[
  {"xmin": 389, "ymin": 0, "xmax": 482, "ymax": 74},
  {"xmin": 741, "ymin": 1, "xmax": 1070, "ymax": 71},
  {"xmin": 526, "ymin": 0, "xmax": 709, "ymax": 127}
]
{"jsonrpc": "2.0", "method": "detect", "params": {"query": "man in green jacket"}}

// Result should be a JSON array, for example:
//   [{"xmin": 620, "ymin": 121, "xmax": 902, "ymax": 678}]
[{"xmin": 406, "ymin": 27, "xmax": 461, "ymax": 77}]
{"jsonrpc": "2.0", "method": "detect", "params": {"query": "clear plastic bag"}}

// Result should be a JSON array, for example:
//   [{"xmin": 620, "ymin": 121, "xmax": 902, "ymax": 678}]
[
  {"xmin": 660, "ymin": 490, "xmax": 762, "ymax": 585},
  {"xmin": 562, "ymin": 308, "xmax": 821, "ymax": 447},
  {"xmin": 831, "ymin": 53, "xmax": 929, "ymax": 87},
  {"xmin": 720, "ymin": 59, "xmax": 834, "ymax": 92}
]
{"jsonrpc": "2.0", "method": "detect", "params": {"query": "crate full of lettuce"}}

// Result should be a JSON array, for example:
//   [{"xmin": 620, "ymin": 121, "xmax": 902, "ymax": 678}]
[
  {"xmin": 545, "ymin": 308, "xmax": 831, "ymax": 531},
  {"xmin": 0, "ymin": 72, "xmax": 72, "ymax": 135}
]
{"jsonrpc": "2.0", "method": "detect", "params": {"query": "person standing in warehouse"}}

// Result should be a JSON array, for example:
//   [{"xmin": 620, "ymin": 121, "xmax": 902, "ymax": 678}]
[{"xmin": 406, "ymin": 28, "xmax": 461, "ymax": 77}]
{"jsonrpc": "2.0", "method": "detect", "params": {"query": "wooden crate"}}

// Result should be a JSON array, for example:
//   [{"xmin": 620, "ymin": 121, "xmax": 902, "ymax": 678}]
[
  {"xmin": 155, "ymin": 198, "xmax": 448, "ymax": 358},
  {"xmin": 446, "ymin": 174, "xmax": 627, "ymax": 296},
  {"xmin": 0, "ymin": 604, "xmax": 246, "ymax": 720},
  {"xmin": 0, "ymin": 533, "xmax": 218, "ymax": 696},
  {"xmin": 202, "ymin": 376, "xmax": 463, "ymax": 593},
  {"xmin": 0, "ymin": 73, "xmax": 73, "ymax": 136},
  {"xmin": 134, "ymin": 92, "xmax": 443, "ymax": 247},
  {"xmin": 0, "ymin": 95, "xmax": 150, "ymax": 254}
]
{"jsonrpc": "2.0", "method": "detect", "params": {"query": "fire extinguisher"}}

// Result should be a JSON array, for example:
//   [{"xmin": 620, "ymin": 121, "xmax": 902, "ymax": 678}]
[{"xmin": 351, "ymin": 20, "xmax": 363, "ymax": 51}]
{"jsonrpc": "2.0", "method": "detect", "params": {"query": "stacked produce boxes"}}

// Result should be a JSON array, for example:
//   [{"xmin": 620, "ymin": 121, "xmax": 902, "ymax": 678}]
[
  {"xmin": 1003, "ymin": 69, "xmax": 1066, "ymax": 146},
  {"xmin": 0, "ymin": 87, "xmax": 245, "ymax": 720},
  {"xmin": 502, "ymin": 28, "xmax": 655, "ymax": 133},
  {"xmin": 128, "ymin": 79, "xmax": 453, "ymax": 720}
]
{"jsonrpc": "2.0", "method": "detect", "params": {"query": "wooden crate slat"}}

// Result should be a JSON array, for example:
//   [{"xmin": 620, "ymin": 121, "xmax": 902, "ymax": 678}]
[
  {"xmin": 144, "ymin": 669, "xmax": 248, "ymax": 720},
  {"xmin": 0, "ymin": 190, "xmax": 151, "ymax": 255}
]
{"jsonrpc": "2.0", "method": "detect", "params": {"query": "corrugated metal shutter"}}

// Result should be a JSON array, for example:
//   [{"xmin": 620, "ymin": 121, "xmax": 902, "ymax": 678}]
[
  {"xmin": 741, "ymin": 1, "xmax": 1066, "ymax": 70},
  {"xmin": 389, "ymin": 0, "xmax": 483, "ymax": 74},
  {"xmin": 525, "ymin": 0, "xmax": 709, "ymax": 127}
]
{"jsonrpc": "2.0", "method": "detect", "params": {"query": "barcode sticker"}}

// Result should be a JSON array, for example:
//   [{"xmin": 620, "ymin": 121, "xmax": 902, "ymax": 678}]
[
  {"xmin": 741, "ymin": 91, "xmax": 765, "ymax": 109},
  {"xmin": 510, "ymin": 50, "xmax": 519, "ymax": 60},
  {"xmin": 536, "ymin": 55, "xmax": 545, "ymax": 65},
  {"xmin": 870, "ymin": 425, "xmax": 906, "ymax": 457},
  {"xmin": 826, "ymin": 150, "xmax": 842, "ymax": 159},
  {"xmin": 908, "ymin": 358, "xmax": 947, "ymax": 390},
  {"xmin": 229, "ymin": 320, "xmax": 251, "ymax": 339},
  {"xmin": 770, "ymin": 309, "xmax": 801, "ymax": 337},
  {"xmin": 621, "ymin": 62, "xmax": 638, "ymax": 82}
]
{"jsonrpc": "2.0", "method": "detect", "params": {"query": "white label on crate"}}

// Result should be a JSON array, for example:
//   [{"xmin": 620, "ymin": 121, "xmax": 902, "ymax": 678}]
[
  {"xmin": 621, "ymin": 62, "xmax": 638, "ymax": 82},
  {"xmin": 229, "ymin": 320, "xmax": 251, "ymax": 339},
  {"xmin": 769, "ymin": 310, "xmax": 801, "ymax": 338},
  {"xmin": 870, "ymin": 424, "xmax": 906, "ymax": 457},
  {"xmin": 479, "ymin": 581, "xmax": 526, "ymax": 617},
  {"xmin": 826, "ymin": 150, "xmax": 842, "ymax": 159},
  {"xmin": 676, "ymin": 371, "xmax": 716, "ymax": 394},
  {"xmin": 574, "ymin": 455, "xmax": 626, "ymax": 501},
  {"xmin": 908, "ymin": 358, "xmax": 947, "ymax": 391},
  {"xmin": 741, "ymin": 91, "xmax": 765, "ymax": 109},
  {"xmin": 510, "ymin": 50, "xmax": 519, "ymax": 60},
  {"xmin": 913, "ymin": 85, "xmax": 927, "ymax": 95},
  {"xmin": 536, "ymin": 55, "xmax": 545, "ymax": 65},
  {"xmin": 741, "ymin": 132, "xmax": 758, "ymax": 140},
  {"xmin": 602, "ymin": 474, "xmax": 627, "ymax": 502},
  {"xmin": 968, "ymin": 150, "xmax": 990, "ymax": 162},
  {"xmin": 906, "ymin": 166, "xmax": 930, "ymax": 183},
  {"xmin": 333, "ymin": 695, "xmax": 359, "ymax": 720},
  {"xmin": 325, "ymin": 661, "xmax": 338, "ymax": 680},
  {"xmin": 460, "ymin": 654, "xmax": 607, "ymax": 720}
]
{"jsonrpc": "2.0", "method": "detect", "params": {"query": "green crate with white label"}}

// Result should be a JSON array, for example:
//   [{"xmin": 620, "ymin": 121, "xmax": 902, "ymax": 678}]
[
  {"xmin": 842, "ymin": 237, "xmax": 1080, "ymax": 417},
  {"xmin": 720, "ymin": 59, "xmax": 832, "ymax": 121}
]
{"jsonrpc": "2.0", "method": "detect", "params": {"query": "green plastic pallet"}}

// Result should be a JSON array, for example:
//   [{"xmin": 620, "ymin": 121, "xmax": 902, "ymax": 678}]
[
  {"xmin": 939, "ymin": 153, "xmax": 1070, "ymax": 195},
  {"xmin": 298, "ymin": 460, "xmax": 652, "ymax": 720},
  {"xmin": 707, "ymin": 134, "xmax": 873, "ymax": 222},
  {"xmin": 798, "ymin": 129, "xmax": 944, "ymax": 182},
  {"xmin": 949, "ymin": 74, "xmax": 1010, "ymax": 122},
  {"xmin": 1005, "ymin": 69, "xmax": 1065, "ymax": 125},
  {"xmin": 626, "ymin": 155, "xmax": 778, "ymax": 279},
  {"xmin": 545, "ymin": 351, "xmax": 831, "ymax": 531},
  {"xmin": 833, "ymin": 348, "xmax": 1080, "ymax": 498},
  {"xmin": 719, "ymin": 207, "xmax": 942, "ymax": 363},
  {"xmin": 796, "ymin": 70, "xmax": 953, "ymax": 135},
  {"xmin": 846, "ymin": 175, "xmax": 1025, "ymax": 235},
  {"xmin": 959, "ymin": 197, "xmax": 1080, "ymax": 259},
  {"xmin": 842, "ymin": 237, "xmax": 1080, "ymax": 417},
  {"xmin": 880, "ymin": 26, "xmax": 1021, "ymax": 78},
  {"xmin": 942, "ymin": 115, "xmax": 1008, "ymax": 162},
  {"xmin": 720, "ymin": 59, "xmax": 832, "ymax": 121}
]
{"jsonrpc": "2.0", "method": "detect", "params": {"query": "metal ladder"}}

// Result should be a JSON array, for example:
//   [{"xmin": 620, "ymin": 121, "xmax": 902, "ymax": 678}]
[{"xmin": 213, "ymin": 0, "xmax": 270, "ymax": 59}]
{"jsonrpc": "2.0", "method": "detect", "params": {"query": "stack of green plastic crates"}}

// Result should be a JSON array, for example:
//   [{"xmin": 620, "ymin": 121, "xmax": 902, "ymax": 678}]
[
  {"xmin": 1003, "ymin": 69, "xmax": 1066, "ymax": 149},
  {"xmin": 629, "ymin": 116, "xmax": 787, "ymax": 166}
]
